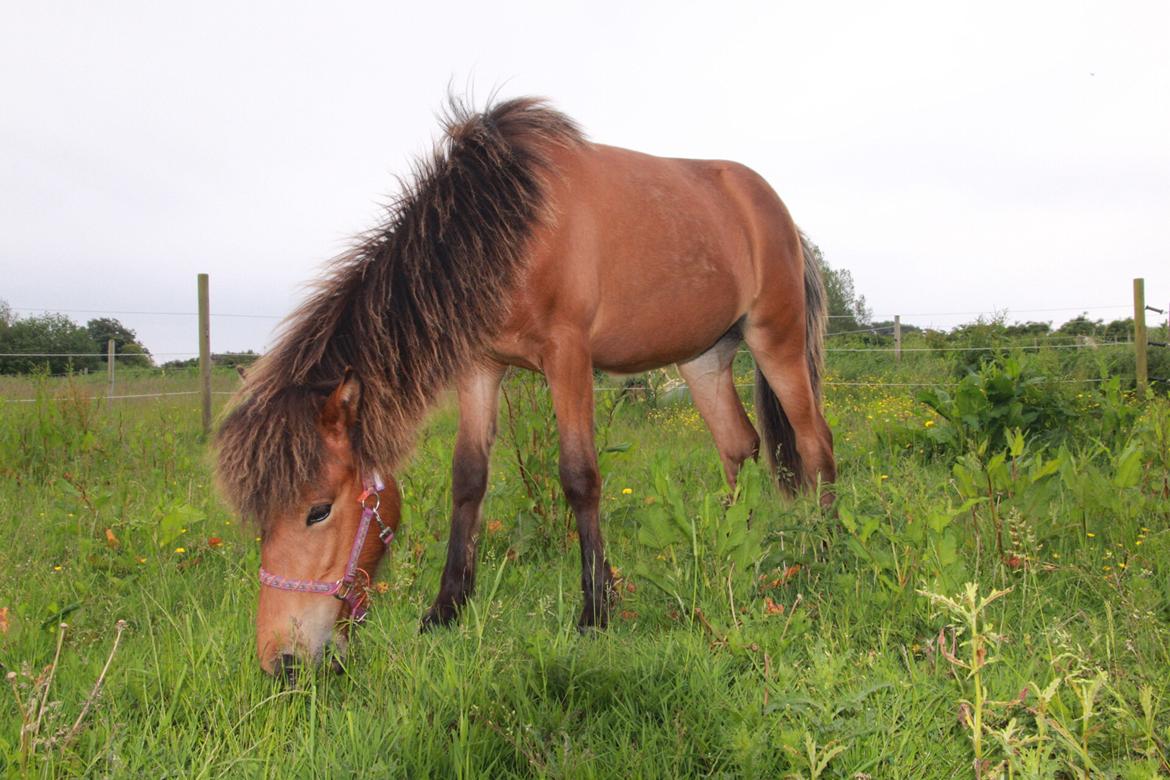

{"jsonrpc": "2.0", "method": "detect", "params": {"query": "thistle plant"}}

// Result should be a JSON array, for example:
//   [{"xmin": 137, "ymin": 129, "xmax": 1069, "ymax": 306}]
[{"xmin": 919, "ymin": 582, "xmax": 1012, "ymax": 776}]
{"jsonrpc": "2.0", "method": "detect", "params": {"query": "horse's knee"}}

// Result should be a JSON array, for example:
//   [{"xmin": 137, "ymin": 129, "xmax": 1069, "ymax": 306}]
[
  {"xmin": 452, "ymin": 450, "xmax": 489, "ymax": 508},
  {"xmin": 559, "ymin": 455, "xmax": 599, "ymax": 509}
]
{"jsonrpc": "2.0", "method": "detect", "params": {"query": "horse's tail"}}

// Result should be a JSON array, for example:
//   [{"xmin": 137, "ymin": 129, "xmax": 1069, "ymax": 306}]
[{"xmin": 754, "ymin": 230, "xmax": 827, "ymax": 492}]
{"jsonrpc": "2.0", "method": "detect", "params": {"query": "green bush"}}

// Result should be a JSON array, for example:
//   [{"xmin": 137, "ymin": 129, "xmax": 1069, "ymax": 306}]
[{"xmin": 916, "ymin": 356, "xmax": 1074, "ymax": 454}]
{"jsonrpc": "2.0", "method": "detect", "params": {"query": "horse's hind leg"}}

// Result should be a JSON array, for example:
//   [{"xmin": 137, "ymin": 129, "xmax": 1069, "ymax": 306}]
[
  {"xmin": 421, "ymin": 361, "xmax": 506, "ymax": 631},
  {"xmin": 677, "ymin": 334, "xmax": 760, "ymax": 486},
  {"xmin": 744, "ymin": 321, "xmax": 836, "ymax": 503},
  {"xmin": 543, "ymin": 337, "xmax": 614, "ymax": 629}
]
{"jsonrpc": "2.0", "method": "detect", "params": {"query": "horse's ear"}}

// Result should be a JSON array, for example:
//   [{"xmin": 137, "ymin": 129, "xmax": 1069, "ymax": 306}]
[
  {"xmin": 235, "ymin": 364, "xmax": 247, "ymax": 381},
  {"xmin": 320, "ymin": 368, "xmax": 361, "ymax": 438}
]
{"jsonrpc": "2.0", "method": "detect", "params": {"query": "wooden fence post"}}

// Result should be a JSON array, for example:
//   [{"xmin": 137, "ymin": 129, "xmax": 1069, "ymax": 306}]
[
  {"xmin": 894, "ymin": 315, "xmax": 902, "ymax": 363},
  {"xmin": 198, "ymin": 273, "xmax": 211, "ymax": 435},
  {"xmin": 107, "ymin": 339, "xmax": 115, "ymax": 398},
  {"xmin": 1134, "ymin": 278, "xmax": 1147, "ymax": 399}
]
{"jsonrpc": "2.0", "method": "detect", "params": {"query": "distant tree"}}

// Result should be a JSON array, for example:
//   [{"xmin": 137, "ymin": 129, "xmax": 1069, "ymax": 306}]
[
  {"xmin": 85, "ymin": 317, "xmax": 152, "ymax": 367},
  {"xmin": 0, "ymin": 312, "xmax": 101, "ymax": 375},
  {"xmin": 213, "ymin": 351, "xmax": 260, "ymax": 369},
  {"xmin": 117, "ymin": 341, "xmax": 153, "ymax": 367},
  {"xmin": 1101, "ymin": 318, "xmax": 1132, "ymax": 342},
  {"xmin": 871, "ymin": 319, "xmax": 922, "ymax": 335},
  {"xmin": 1058, "ymin": 315, "xmax": 1102, "ymax": 338},
  {"xmin": 1004, "ymin": 321, "xmax": 1052, "ymax": 337},
  {"xmin": 0, "ymin": 302, "xmax": 10, "ymax": 364},
  {"xmin": 161, "ymin": 350, "xmax": 259, "ymax": 370},
  {"xmin": 803, "ymin": 237, "xmax": 871, "ymax": 334},
  {"xmin": 950, "ymin": 315, "xmax": 1009, "ymax": 342}
]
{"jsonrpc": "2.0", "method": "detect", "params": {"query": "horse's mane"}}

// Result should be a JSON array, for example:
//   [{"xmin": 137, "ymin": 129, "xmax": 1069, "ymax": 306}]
[{"xmin": 216, "ymin": 97, "xmax": 584, "ymax": 524}]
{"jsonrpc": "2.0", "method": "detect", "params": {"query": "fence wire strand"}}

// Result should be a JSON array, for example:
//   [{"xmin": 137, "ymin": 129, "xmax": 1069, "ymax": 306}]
[
  {"xmin": 9, "ymin": 306, "xmax": 280, "ymax": 320},
  {"xmin": 825, "ymin": 340, "xmax": 1131, "ymax": 353},
  {"xmin": 2, "ymin": 391, "xmax": 236, "ymax": 404}
]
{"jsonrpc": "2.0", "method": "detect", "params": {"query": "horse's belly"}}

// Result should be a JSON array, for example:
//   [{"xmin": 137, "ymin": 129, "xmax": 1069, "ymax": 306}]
[{"xmin": 588, "ymin": 270, "xmax": 744, "ymax": 372}]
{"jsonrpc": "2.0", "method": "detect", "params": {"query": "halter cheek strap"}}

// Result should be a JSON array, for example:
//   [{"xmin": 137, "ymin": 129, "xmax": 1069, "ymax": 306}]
[{"xmin": 257, "ymin": 473, "xmax": 393, "ymax": 623}]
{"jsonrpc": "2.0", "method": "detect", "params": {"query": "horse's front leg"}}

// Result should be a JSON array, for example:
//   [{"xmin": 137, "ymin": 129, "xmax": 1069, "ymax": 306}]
[
  {"xmin": 543, "ymin": 339, "xmax": 614, "ymax": 629},
  {"xmin": 421, "ymin": 361, "xmax": 505, "ymax": 631}
]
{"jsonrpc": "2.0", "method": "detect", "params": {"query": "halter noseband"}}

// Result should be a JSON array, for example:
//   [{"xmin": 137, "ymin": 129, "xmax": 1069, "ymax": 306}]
[{"xmin": 257, "ymin": 473, "xmax": 394, "ymax": 623}]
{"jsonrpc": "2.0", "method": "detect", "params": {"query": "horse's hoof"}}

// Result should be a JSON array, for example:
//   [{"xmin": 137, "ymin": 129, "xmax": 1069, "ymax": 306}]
[
  {"xmin": 576, "ymin": 610, "xmax": 609, "ymax": 634},
  {"xmin": 419, "ymin": 606, "xmax": 457, "ymax": 633}
]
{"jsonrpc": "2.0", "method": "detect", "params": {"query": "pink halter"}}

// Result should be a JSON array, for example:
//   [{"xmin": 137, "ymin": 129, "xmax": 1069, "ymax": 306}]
[{"xmin": 257, "ymin": 474, "xmax": 393, "ymax": 623}]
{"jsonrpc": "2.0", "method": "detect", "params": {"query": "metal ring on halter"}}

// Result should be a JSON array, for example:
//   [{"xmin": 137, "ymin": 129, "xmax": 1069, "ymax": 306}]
[{"xmin": 361, "ymin": 491, "xmax": 380, "ymax": 512}]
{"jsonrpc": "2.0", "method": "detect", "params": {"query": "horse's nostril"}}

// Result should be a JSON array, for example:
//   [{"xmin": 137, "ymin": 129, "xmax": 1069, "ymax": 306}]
[{"xmin": 278, "ymin": 653, "xmax": 300, "ymax": 686}]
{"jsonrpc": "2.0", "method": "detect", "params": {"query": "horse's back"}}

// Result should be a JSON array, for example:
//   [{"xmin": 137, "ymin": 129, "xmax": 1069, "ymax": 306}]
[{"xmin": 506, "ymin": 142, "xmax": 800, "ymax": 372}]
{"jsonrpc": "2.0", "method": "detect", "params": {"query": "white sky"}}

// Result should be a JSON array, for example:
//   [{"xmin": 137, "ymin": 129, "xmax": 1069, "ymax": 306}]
[{"xmin": 2, "ymin": 1, "xmax": 1168, "ymax": 359}]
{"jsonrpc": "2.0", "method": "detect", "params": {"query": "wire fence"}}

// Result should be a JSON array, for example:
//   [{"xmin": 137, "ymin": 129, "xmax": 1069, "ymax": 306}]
[
  {"xmin": 0, "ymin": 339, "xmax": 1134, "ymax": 361},
  {"xmin": 825, "ymin": 341, "xmax": 1132, "ymax": 353},
  {"xmin": 2, "ymin": 295, "xmax": 1165, "ymax": 405},
  {"xmin": 0, "ymin": 391, "xmax": 238, "ymax": 404},
  {"xmin": 0, "ymin": 346, "xmax": 1136, "ymax": 404},
  {"xmin": 8, "ymin": 306, "xmax": 282, "ymax": 320},
  {"xmin": 0, "ymin": 352, "xmax": 198, "ymax": 358}
]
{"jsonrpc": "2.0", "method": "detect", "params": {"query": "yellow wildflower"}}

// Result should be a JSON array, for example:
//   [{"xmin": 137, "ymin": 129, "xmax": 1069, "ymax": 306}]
[
  {"xmin": 622, "ymin": 488, "xmax": 633, "ymax": 495},
  {"xmin": 174, "ymin": 547, "xmax": 186, "ymax": 554}
]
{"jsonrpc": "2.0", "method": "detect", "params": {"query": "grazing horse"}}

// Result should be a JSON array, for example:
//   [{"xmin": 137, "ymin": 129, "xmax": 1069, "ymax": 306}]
[{"xmin": 216, "ymin": 98, "xmax": 835, "ymax": 677}]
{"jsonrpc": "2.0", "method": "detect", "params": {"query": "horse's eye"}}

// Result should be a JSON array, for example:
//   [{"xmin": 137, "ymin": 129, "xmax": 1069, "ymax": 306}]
[{"xmin": 306, "ymin": 504, "xmax": 332, "ymax": 526}]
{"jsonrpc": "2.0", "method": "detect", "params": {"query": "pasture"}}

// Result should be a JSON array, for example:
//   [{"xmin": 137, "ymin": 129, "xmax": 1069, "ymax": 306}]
[{"xmin": 2, "ymin": 342, "xmax": 1168, "ymax": 778}]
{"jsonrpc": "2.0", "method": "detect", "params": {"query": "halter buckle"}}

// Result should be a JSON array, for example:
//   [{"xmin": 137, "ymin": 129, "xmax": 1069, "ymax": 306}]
[{"xmin": 359, "ymin": 489, "xmax": 381, "ymax": 512}]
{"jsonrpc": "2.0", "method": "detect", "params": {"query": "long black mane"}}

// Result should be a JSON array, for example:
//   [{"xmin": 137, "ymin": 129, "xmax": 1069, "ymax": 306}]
[{"xmin": 216, "ymin": 98, "xmax": 583, "ymax": 524}]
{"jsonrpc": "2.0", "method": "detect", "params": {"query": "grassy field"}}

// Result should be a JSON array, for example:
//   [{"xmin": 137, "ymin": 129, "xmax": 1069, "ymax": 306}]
[{"xmin": 1, "ymin": 346, "xmax": 1169, "ymax": 778}]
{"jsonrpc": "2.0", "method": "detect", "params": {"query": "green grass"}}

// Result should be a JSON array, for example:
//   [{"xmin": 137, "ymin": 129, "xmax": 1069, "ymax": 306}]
[{"xmin": 1, "ymin": 361, "xmax": 1168, "ymax": 778}]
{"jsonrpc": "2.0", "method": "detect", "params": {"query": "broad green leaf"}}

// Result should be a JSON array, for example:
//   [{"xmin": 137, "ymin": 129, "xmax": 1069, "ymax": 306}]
[
  {"xmin": 1113, "ymin": 442, "xmax": 1144, "ymax": 489},
  {"xmin": 158, "ymin": 503, "xmax": 204, "ymax": 548}
]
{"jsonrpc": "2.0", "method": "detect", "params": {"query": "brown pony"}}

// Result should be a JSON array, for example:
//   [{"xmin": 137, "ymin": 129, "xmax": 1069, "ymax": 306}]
[{"xmin": 216, "ymin": 98, "xmax": 835, "ymax": 677}]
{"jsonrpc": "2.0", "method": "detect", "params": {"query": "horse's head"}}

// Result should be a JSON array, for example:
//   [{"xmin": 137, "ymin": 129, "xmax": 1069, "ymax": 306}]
[{"xmin": 218, "ymin": 371, "xmax": 399, "ymax": 680}]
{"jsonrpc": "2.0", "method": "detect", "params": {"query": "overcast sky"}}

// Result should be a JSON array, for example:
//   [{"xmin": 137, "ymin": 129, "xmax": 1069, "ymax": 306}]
[{"xmin": 2, "ymin": 1, "xmax": 1167, "ymax": 359}]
